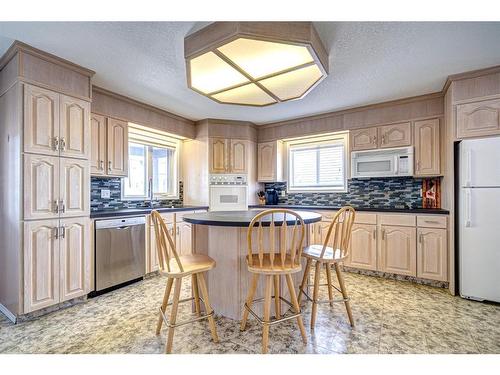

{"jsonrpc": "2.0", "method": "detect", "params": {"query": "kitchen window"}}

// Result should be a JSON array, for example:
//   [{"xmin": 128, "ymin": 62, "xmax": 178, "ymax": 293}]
[
  {"xmin": 286, "ymin": 132, "xmax": 348, "ymax": 192},
  {"xmin": 122, "ymin": 123, "xmax": 180, "ymax": 200}
]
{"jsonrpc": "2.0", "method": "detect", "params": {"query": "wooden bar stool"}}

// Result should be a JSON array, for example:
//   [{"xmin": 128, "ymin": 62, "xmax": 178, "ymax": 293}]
[
  {"xmin": 151, "ymin": 210, "xmax": 219, "ymax": 353},
  {"xmin": 298, "ymin": 206, "xmax": 356, "ymax": 330},
  {"xmin": 240, "ymin": 209, "xmax": 307, "ymax": 354}
]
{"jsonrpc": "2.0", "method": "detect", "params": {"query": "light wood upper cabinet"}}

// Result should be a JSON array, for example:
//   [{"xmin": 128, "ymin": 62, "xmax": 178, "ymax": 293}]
[
  {"xmin": 59, "ymin": 95, "xmax": 90, "ymax": 160},
  {"xmin": 230, "ymin": 139, "xmax": 247, "ymax": 173},
  {"xmin": 23, "ymin": 220, "xmax": 60, "ymax": 313},
  {"xmin": 456, "ymin": 98, "xmax": 500, "ymax": 139},
  {"xmin": 350, "ymin": 127, "xmax": 378, "ymax": 151},
  {"xmin": 417, "ymin": 228, "xmax": 447, "ymax": 281},
  {"xmin": 106, "ymin": 118, "xmax": 128, "ymax": 177},
  {"xmin": 378, "ymin": 122, "xmax": 412, "ymax": 148},
  {"xmin": 90, "ymin": 114, "xmax": 107, "ymax": 175},
  {"xmin": 59, "ymin": 217, "xmax": 91, "ymax": 301},
  {"xmin": 24, "ymin": 84, "xmax": 60, "ymax": 156},
  {"xmin": 414, "ymin": 118, "xmax": 441, "ymax": 176},
  {"xmin": 209, "ymin": 138, "xmax": 229, "ymax": 173},
  {"xmin": 379, "ymin": 225, "xmax": 416, "ymax": 276},
  {"xmin": 257, "ymin": 140, "xmax": 283, "ymax": 182},
  {"xmin": 346, "ymin": 223, "xmax": 377, "ymax": 271},
  {"xmin": 24, "ymin": 154, "xmax": 59, "ymax": 220},
  {"xmin": 59, "ymin": 158, "xmax": 90, "ymax": 218}
]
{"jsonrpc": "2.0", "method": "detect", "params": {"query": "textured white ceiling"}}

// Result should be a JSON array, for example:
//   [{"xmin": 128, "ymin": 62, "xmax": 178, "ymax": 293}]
[{"xmin": 1, "ymin": 22, "xmax": 500, "ymax": 124}]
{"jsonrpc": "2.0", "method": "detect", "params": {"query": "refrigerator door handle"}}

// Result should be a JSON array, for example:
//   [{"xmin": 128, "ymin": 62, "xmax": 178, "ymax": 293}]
[
  {"xmin": 465, "ymin": 190, "xmax": 472, "ymax": 227},
  {"xmin": 465, "ymin": 150, "xmax": 472, "ymax": 187}
]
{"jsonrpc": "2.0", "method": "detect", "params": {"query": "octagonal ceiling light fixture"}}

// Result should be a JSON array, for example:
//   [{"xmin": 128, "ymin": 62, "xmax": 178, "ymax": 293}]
[{"xmin": 184, "ymin": 22, "xmax": 329, "ymax": 107}]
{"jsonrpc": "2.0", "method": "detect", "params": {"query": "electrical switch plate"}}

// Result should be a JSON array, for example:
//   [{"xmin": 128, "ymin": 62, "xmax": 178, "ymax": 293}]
[
  {"xmin": 280, "ymin": 190, "xmax": 286, "ymax": 197},
  {"xmin": 101, "ymin": 189, "xmax": 111, "ymax": 199}
]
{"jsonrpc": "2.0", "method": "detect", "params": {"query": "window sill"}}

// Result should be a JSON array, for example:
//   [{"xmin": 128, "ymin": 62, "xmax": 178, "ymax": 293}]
[{"xmin": 287, "ymin": 189, "xmax": 348, "ymax": 194}]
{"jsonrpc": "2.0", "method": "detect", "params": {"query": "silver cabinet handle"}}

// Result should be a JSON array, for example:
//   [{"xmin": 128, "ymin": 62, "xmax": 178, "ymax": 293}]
[
  {"xmin": 424, "ymin": 220, "xmax": 439, "ymax": 224},
  {"xmin": 54, "ymin": 200, "xmax": 59, "ymax": 214},
  {"xmin": 60, "ymin": 137, "xmax": 66, "ymax": 151},
  {"xmin": 60, "ymin": 226, "xmax": 65, "ymax": 239},
  {"xmin": 53, "ymin": 136, "xmax": 59, "ymax": 151},
  {"xmin": 373, "ymin": 229, "xmax": 376, "ymax": 239},
  {"xmin": 381, "ymin": 229, "xmax": 386, "ymax": 240},
  {"xmin": 108, "ymin": 160, "xmax": 112, "ymax": 171},
  {"xmin": 416, "ymin": 161, "xmax": 421, "ymax": 171},
  {"xmin": 99, "ymin": 160, "xmax": 104, "ymax": 170},
  {"xmin": 419, "ymin": 233, "xmax": 423, "ymax": 243},
  {"xmin": 372, "ymin": 136, "xmax": 377, "ymax": 144},
  {"xmin": 59, "ymin": 199, "xmax": 65, "ymax": 213},
  {"xmin": 54, "ymin": 226, "xmax": 59, "ymax": 239},
  {"xmin": 381, "ymin": 135, "xmax": 386, "ymax": 144}
]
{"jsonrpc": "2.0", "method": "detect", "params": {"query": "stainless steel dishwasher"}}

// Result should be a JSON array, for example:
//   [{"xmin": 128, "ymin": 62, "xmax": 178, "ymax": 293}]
[{"xmin": 94, "ymin": 216, "xmax": 146, "ymax": 293}]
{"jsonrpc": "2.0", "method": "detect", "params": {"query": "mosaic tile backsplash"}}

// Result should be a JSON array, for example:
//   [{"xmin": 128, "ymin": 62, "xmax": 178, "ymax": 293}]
[
  {"xmin": 91, "ymin": 177, "xmax": 183, "ymax": 211},
  {"xmin": 263, "ymin": 178, "xmax": 424, "ymax": 209}
]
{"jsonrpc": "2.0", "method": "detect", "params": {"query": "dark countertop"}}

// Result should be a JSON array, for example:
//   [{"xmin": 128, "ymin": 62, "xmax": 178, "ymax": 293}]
[
  {"xmin": 90, "ymin": 205, "xmax": 209, "ymax": 219},
  {"xmin": 182, "ymin": 210, "xmax": 322, "ymax": 227},
  {"xmin": 248, "ymin": 204, "xmax": 449, "ymax": 215}
]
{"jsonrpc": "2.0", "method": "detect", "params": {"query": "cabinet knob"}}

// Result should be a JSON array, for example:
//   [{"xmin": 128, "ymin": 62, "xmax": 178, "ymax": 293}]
[
  {"xmin": 53, "ymin": 137, "xmax": 60, "ymax": 151},
  {"xmin": 60, "ymin": 137, "xmax": 66, "ymax": 151}
]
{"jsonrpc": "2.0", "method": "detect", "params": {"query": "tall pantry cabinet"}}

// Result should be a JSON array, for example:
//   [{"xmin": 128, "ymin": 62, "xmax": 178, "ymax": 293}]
[{"xmin": 0, "ymin": 42, "xmax": 94, "ymax": 320}]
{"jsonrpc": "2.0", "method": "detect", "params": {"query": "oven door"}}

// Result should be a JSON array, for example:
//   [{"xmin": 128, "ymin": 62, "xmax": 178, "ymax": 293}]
[
  {"xmin": 210, "ymin": 186, "xmax": 248, "ymax": 211},
  {"xmin": 352, "ymin": 154, "xmax": 397, "ymax": 178}
]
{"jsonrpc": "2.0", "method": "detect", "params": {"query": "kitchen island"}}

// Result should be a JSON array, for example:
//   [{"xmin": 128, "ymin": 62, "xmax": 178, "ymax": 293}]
[{"xmin": 183, "ymin": 210, "xmax": 322, "ymax": 320}]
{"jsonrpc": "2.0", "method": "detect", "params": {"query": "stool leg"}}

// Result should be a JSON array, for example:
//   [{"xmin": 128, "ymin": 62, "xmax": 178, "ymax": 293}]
[
  {"xmin": 325, "ymin": 263, "xmax": 334, "ymax": 307},
  {"xmin": 240, "ymin": 273, "xmax": 259, "ymax": 331},
  {"xmin": 285, "ymin": 274, "xmax": 307, "ymax": 344},
  {"xmin": 274, "ymin": 275, "xmax": 281, "ymax": 319},
  {"xmin": 262, "ymin": 275, "xmax": 273, "ymax": 354},
  {"xmin": 192, "ymin": 274, "xmax": 201, "ymax": 316},
  {"xmin": 157, "ymin": 277, "xmax": 174, "ymax": 335},
  {"xmin": 198, "ymin": 272, "xmax": 219, "ymax": 343},
  {"xmin": 334, "ymin": 262, "xmax": 354, "ymax": 327},
  {"xmin": 311, "ymin": 261, "xmax": 321, "ymax": 330},
  {"xmin": 298, "ymin": 258, "xmax": 311, "ymax": 304},
  {"xmin": 165, "ymin": 277, "xmax": 182, "ymax": 354}
]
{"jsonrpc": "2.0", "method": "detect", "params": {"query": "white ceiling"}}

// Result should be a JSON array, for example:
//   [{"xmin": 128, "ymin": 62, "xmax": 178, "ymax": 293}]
[{"xmin": 1, "ymin": 22, "xmax": 500, "ymax": 124}]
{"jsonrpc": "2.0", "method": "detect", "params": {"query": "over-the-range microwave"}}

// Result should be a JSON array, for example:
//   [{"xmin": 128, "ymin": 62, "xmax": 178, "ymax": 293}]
[{"xmin": 351, "ymin": 146, "xmax": 414, "ymax": 178}]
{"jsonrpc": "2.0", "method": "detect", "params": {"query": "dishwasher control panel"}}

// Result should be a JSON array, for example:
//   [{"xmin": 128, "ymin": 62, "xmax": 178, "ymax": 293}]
[{"xmin": 95, "ymin": 216, "xmax": 146, "ymax": 229}]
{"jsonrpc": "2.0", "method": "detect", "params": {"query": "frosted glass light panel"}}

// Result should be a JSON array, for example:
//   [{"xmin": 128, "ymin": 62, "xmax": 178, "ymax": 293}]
[
  {"xmin": 212, "ymin": 83, "xmax": 276, "ymax": 106},
  {"xmin": 217, "ymin": 38, "xmax": 315, "ymax": 79},
  {"xmin": 189, "ymin": 51, "xmax": 249, "ymax": 94},
  {"xmin": 259, "ymin": 64, "xmax": 323, "ymax": 101}
]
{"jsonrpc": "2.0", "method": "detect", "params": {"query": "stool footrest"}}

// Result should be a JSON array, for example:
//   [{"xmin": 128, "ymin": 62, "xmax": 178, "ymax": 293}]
[
  {"xmin": 159, "ymin": 296, "xmax": 213, "ymax": 329},
  {"xmin": 299, "ymin": 285, "xmax": 349, "ymax": 304},
  {"xmin": 243, "ymin": 295, "xmax": 301, "ymax": 326}
]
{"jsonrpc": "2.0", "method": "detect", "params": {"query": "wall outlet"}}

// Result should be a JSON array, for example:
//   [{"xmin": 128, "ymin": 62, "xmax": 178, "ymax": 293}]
[
  {"xmin": 280, "ymin": 190, "xmax": 286, "ymax": 197},
  {"xmin": 101, "ymin": 189, "xmax": 111, "ymax": 199}
]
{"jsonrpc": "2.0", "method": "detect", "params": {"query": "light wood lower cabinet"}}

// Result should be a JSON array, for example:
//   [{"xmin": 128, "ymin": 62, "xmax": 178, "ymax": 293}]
[
  {"xmin": 417, "ymin": 228, "xmax": 447, "ymax": 281},
  {"xmin": 178, "ymin": 222, "xmax": 193, "ymax": 255},
  {"xmin": 379, "ymin": 225, "xmax": 417, "ymax": 276},
  {"xmin": 59, "ymin": 217, "xmax": 91, "ymax": 302},
  {"xmin": 346, "ymin": 223, "xmax": 377, "ymax": 270},
  {"xmin": 23, "ymin": 217, "xmax": 90, "ymax": 313}
]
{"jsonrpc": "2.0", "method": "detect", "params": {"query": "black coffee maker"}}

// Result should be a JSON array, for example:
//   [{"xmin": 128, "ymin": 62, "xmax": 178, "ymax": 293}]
[{"xmin": 265, "ymin": 189, "xmax": 279, "ymax": 205}]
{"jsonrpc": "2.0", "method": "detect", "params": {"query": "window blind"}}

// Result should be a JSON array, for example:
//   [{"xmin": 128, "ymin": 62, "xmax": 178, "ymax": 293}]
[{"xmin": 128, "ymin": 123, "xmax": 179, "ymax": 149}]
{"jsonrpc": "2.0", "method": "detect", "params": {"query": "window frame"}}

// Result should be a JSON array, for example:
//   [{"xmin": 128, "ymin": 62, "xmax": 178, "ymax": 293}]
[
  {"xmin": 121, "ymin": 141, "xmax": 180, "ymax": 201},
  {"xmin": 285, "ymin": 131, "xmax": 349, "ymax": 193}
]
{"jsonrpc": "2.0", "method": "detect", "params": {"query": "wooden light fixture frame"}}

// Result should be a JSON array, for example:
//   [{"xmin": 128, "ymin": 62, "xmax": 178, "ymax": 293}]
[{"xmin": 184, "ymin": 22, "xmax": 329, "ymax": 107}]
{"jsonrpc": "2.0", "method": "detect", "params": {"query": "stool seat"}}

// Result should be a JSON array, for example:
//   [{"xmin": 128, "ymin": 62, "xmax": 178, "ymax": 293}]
[
  {"xmin": 161, "ymin": 254, "xmax": 216, "ymax": 277},
  {"xmin": 302, "ymin": 245, "xmax": 346, "ymax": 262},
  {"xmin": 246, "ymin": 254, "xmax": 302, "ymax": 275}
]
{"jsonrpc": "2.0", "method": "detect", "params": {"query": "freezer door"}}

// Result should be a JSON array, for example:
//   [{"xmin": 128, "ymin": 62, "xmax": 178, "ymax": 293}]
[
  {"xmin": 459, "ymin": 187, "xmax": 500, "ymax": 302},
  {"xmin": 460, "ymin": 136, "xmax": 500, "ymax": 187}
]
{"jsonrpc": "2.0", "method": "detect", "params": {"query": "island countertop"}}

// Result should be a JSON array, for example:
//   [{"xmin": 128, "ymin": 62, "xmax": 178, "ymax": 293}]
[{"xmin": 182, "ymin": 210, "xmax": 322, "ymax": 227}]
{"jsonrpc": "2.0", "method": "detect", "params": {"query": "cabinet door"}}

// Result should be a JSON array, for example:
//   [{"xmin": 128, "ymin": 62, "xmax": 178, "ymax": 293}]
[
  {"xmin": 257, "ymin": 142, "xmax": 276, "ymax": 181},
  {"xmin": 59, "ymin": 94, "xmax": 90, "ymax": 159},
  {"xmin": 107, "ymin": 118, "xmax": 128, "ymax": 177},
  {"xmin": 90, "ymin": 114, "xmax": 107, "ymax": 175},
  {"xmin": 24, "ymin": 84, "xmax": 60, "ymax": 156},
  {"xmin": 350, "ymin": 127, "xmax": 378, "ymax": 151},
  {"xmin": 59, "ymin": 158, "xmax": 90, "ymax": 218},
  {"xmin": 60, "ymin": 217, "xmax": 91, "ymax": 301},
  {"xmin": 417, "ymin": 228, "xmax": 447, "ymax": 281},
  {"xmin": 23, "ymin": 220, "xmax": 60, "ymax": 313},
  {"xmin": 230, "ymin": 139, "xmax": 247, "ymax": 173},
  {"xmin": 456, "ymin": 98, "xmax": 500, "ymax": 139},
  {"xmin": 209, "ymin": 138, "xmax": 228, "ymax": 173},
  {"xmin": 149, "ymin": 227, "xmax": 160, "ymax": 273},
  {"xmin": 414, "ymin": 118, "xmax": 440, "ymax": 176},
  {"xmin": 379, "ymin": 225, "xmax": 416, "ymax": 276},
  {"xmin": 24, "ymin": 154, "xmax": 60, "ymax": 220},
  {"xmin": 346, "ymin": 224, "xmax": 377, "ymax": 270},
  {"xmin": 378, "ymin": 122, "xmax": 411, "ymax": 148},
  {"xmin": 179, "ymin": 222, "xmax": 193, "ymax": 255}
]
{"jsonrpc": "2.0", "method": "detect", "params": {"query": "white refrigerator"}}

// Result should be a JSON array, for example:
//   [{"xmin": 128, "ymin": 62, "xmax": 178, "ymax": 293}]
[{"xmin": 459, "ymin": 136, "xmax": 500, "ymax": 303}]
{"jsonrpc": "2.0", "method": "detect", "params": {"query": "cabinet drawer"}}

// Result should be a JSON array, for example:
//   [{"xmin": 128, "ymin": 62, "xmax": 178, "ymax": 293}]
[
  {"xmin": 354, "ymin": 212, "xmax": 377, "ymax": 225},
  {"xmin": 417, "ymin": 215, "xmax": 447, "ymax": 229},
  {"xmin": 379, "ymin": 214, "xmax": 416, "ymax": 227}
]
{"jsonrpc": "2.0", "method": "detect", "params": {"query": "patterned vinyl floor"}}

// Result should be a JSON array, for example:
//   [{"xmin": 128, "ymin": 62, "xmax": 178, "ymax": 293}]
[{"xmin": 1, "ymin": 272, "xmax": 499, "ymax": 354}]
